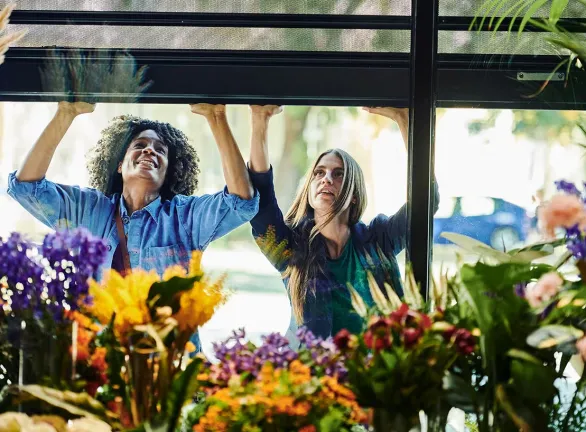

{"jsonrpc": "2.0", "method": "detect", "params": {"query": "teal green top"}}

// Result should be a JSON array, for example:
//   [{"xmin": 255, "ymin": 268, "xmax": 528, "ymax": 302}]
[{"xmin": 327, "ymin": 237, "xmax": 373, "ymax": 335}]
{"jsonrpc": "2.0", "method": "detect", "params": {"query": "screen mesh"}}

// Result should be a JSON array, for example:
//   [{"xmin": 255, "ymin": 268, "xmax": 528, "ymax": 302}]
[
  {"xmin": 8, "ymin": 24, "xmax": 411, "ymax": 52},
  {"xmin": 7, "ymin": 0, "xmax": 411, "ymax": 15},
  {"xmin": 439, "ymin": 30, "xmax": 586, "ymax": 55},
  {"xmin": 440, "ymin": 0, "xmax": 585, "ymax": 18}
]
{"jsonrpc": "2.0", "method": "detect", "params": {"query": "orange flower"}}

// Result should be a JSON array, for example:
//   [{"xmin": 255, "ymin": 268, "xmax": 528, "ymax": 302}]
[
  {"xmin": 299, "ymin": 426, "xmax": 317, "ymax": 432},
  {"xmin": 72, "ymin": 326, "xmax": 93, "ymax": 362},
  {"xmin": 90, "ymin": 347, "xmax": 108, "ymax": 373},
  {"xmin": 193, "ymin": 405, "xmax": 228, "ymax": 432},
  {"xmin": 289, "ymin": 360, "xmax": 311, "ymax": 385}
]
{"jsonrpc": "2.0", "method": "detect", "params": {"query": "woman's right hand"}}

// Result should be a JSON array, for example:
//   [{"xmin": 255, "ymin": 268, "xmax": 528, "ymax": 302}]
[
  {"xmin": 57, "ymin": 101, "xmax": 96, "ymax": 118},
  {"xmin": 250, "ymin": 105, "xmax": 283, "ymax": 121}
]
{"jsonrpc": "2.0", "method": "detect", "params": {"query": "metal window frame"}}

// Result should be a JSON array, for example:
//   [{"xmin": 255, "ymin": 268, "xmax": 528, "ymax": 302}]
[{"xmin": 2, "ymin": 8, "xmax": 586, "ymax": 297}]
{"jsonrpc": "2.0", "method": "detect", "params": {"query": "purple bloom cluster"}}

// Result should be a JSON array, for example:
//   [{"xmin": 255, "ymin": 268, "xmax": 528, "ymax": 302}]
[
  {"xmin": 209, "ymin": 327, "xmax": 348, "ymax": 384},
  {"xmin": 0, "ymin": 233, "xmax": 44, "ymax": 311},
  {"xmin": 564, "ymin": 225, "xmax": 586, "ymax": 260},
  {"xmin": 1, "ymin": 228, "xmax": 107, "ymax": 320},
  {"xmin": 296, "ymin": 327, "xmax": 348, "ymax": 381},
  {"xmin": 40, "ymin": 228, "xmax": 108, "ymax": 317},
  {"xmin": 555, "ymin": 180, "xmax": 582, "ymax": 197}
]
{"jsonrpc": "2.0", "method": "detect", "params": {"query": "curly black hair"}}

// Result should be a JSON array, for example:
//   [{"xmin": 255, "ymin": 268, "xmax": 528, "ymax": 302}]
[{"xmin": 86, "ymin": 115, "xmax": 200, "ymax": 201}]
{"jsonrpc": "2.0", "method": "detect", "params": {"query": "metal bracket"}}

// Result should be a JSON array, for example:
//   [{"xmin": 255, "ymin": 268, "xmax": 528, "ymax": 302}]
[{"xmin": 517, "ymin": 71, "xmax": 565, "ymax": 81}]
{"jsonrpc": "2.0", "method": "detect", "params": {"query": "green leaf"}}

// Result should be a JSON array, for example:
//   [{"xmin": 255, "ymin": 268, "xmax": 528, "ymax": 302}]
[
  {"xmin": 526, "ymin": 325, "xmax": 584, "ymax": 351},
  {"xmin": 510, "ymin": 359, "xmax": 558, "ymax": 403},
  {"xmin": 147, "ymin": 275, "xmax": 201, "ymax": 317},
  {"xmin": 166, "ymin": 357, "xmax": 204, "ymax": 432},
  {"xmin": 509, "ymin": 250, "xmax": 552, "ymax": 263},
  {"xmin": 380, "ymin": 351, "xmax": 398, "ymax": 371},
  {"xmin": 319, "ymin": 407, "xmax": 346, "ymax": 432},
  {"xmin": 506, "ymin": 349, "xmax": 542, "ymax": 365},
  {"xmin": 7, "ymin": 385, "xmax": 121, "ymax": 428},
  {"xmin": 550, "ymin": 0, "xmax": 570, "ymax": 25},
  {"xmin": 440, "ymin": 232, "xmax": 512, "ymax": 262},
  {"xmin": 519, "ymin": 0, "xmax": 549, "ymax": 33}
]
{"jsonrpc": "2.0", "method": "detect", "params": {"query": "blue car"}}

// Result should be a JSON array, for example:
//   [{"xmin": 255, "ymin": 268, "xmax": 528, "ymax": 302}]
[{"xmin": 433, "ymin": 196, "xmax": 533, "ymax": 251}]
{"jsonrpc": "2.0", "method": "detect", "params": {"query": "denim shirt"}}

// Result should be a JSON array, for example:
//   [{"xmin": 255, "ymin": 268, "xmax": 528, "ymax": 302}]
[
  {"xmin": 248, "ymin": 167, "xmax": 439, "ymax": 348},
  {"xmin": 7, "ymin": 171, "xmax": 260, "ymax": 351}
]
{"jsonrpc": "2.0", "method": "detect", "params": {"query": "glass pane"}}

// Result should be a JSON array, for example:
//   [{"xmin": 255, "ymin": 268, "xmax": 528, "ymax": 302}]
[
  {"xmin": 9, "ymin": 24, "xmax": 410, "ymax": 52},
  {"xmin": 440, "ymin": 0, "xmax": 585, "ymax": 18},
  {"xmin": 433, "ymin": 108, "xmax": 585, "ymax": 265},
  {"xmin": 439, "ymin": 30, "xmax": 585, "ymax": 55},
  {"xmin": 0, "ymin": 102, "xmax": 409, "ymax": 356},
  {"xmin": 14, "ymin": 0, "xmax": 411, "ymax": 15},
  {"xmin": 460, "ymin": 196, "xmax": 495, "ymax": 217}
]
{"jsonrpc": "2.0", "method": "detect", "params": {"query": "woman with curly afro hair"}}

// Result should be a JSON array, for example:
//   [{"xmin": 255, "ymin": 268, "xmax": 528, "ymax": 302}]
[{"xmin": 9, "ymin": 101, "xmax": 259, "ymax": 350}]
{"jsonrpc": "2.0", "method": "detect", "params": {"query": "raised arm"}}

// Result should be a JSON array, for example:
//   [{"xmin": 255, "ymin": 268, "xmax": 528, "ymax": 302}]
[
  {"xmin": 363, "ymin": 107, "xmax": 440, "ymax": 255},
  {"xmin": 249, "ymin": 105, "xmax": 282, "ymax": 173},
  {"xmin": 248, "ymin": 105, "xmax": 293, "ymax": 272},
  {"xmin": 190, "ymin": 104, "xmax": 254, "ymax": 199},
  {"xmin": 16, "ymin": 101, "xmax": 95, "ymax": 182}
]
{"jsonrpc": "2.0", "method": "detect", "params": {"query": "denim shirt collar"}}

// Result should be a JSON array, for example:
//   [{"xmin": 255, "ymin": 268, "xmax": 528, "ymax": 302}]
[{"xmin": 117, "ymin": 194, "xmax": 162, "ymax": 223}]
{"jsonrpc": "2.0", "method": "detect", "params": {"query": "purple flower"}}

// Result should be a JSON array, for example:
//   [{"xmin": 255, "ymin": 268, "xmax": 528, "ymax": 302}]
[
  {"xmin": 0, "ymin": 232, "xmax": 44, "ymax": 312},
  {"xmin": 1, "ymin": 228, "xmax": 107, "ymax": 321},
  {"xmin": 40, "ymin": 228, "xmax": 108, "ymax": 316},
  {"xmin": 555, "ymin": 180, "xmax": 581, "ymax": 197},
  {"xmin": 564, "ymin": 225, "xmax": 586, "ymax": 260},
  {"xmin": 514, "ymin": 283, "xmax": 527, "ymax": 298}
]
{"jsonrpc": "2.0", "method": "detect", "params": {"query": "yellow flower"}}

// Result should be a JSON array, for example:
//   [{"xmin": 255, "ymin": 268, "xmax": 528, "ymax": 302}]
[
  {"xmin": 162, "ymin": 264, "xmax": 187, "ymax": 280},
  {"xmin": 85, "ymin": 251, "xmax": 229, "ymax": 340},
  {"xmin": 86, "ymin": 269, "xmax": 158, "ymax": 339},
  {"xmin": 173, "ymin": 274, "xmax": 230, "ymax": 332}
]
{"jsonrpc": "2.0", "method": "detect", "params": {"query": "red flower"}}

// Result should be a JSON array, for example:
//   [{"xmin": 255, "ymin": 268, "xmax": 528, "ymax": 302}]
[
  {"xmin": 453, "ymin": 329, "xmax": 475, "ymax": 355},
  {"xmin": 442, "ymin": 325, "xmax": 457, "ymax": 341},
  {"xmin": 364, "ymin": 329, "xmax": 393, "ymax": 351},
  {"xmin": 390, "ymin": 303, "xmax": 410, "ymax": 324},
  {"xmin": 333, "ymin": 329, "xmax": 357, "ymax": 351},
  {"xmin": 367, "ymin": 315, "xmax": 393, "ymax": 330},
  {"xmin": 401, "ymin": 327, "xmax": 422, "ymax": 349},
  {"xmin": 85, "ymin": 381, "xmax": 101, "ymax": 397}
]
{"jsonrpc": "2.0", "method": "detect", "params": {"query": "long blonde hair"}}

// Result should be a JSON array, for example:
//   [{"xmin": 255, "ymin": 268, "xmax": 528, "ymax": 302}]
[{"xmin": 284, "ymin": 149, "xmax": 367, "ymax": 324}]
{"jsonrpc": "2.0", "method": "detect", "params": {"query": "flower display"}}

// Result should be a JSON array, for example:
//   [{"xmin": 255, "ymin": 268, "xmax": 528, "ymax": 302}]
[{"xmin": 187, "ymin": 328, "xmax": 366, "ymax": 432}]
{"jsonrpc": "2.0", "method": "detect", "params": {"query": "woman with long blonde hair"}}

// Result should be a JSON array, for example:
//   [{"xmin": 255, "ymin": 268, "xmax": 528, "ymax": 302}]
[{"xmin": 248, "ymin": 106, "xmax": 439, "ymax": 345}]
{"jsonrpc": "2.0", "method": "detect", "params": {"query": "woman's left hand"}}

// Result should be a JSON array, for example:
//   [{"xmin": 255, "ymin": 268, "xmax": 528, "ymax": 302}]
[
  {"xmin": 363, "ymin": 107, "xmax": 409, "ymax": 149},
  {"xmin": 362, "ymin": 107, "xmax": 408, "ymax": 124},
  {"xmin": 190, "ymin": 103, "xmax": 226, "ymax": 119}
]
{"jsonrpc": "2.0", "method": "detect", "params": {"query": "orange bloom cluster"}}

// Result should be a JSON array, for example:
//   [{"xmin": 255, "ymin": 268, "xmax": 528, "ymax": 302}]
[{"xmin": 192, "ymin": 360, "xmax": 366, "ymax": 432}]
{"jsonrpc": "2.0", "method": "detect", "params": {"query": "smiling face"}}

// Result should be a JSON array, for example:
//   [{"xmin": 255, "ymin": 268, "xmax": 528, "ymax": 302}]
[
  {"xmin": 308, "ymin": 152, "xmax": 347, "ymax": 215},
  {"xmin": 117, "ymin": 129, "xmax": 169, "ymax": 194}
]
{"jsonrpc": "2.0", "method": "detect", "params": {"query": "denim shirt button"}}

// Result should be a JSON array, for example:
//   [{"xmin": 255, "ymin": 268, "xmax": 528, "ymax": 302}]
[{"xmin": 122, "ymin": 216, "xmax": 130, "ymax": 224}]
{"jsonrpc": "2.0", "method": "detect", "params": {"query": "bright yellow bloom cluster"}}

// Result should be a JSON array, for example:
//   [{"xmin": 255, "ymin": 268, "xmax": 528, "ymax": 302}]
[
  {"xmin": 86, "ymin": 251, "xmax": 229, "ymax": 340},
  {"xmin": 193, "ymin": 360, "xmax": 365, "ymax": 431},
  {"xmin": 87, "ymin": 269, "xmax": 158, "ymax": 339},
  {"xmin": 163, "ymin": 251, "xmax": 229, "ymax": 332}
]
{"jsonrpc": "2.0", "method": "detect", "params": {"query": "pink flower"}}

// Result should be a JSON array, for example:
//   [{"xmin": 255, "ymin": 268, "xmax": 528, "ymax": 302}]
[
  {"xmin": 539, "ymin": 194, "xmax": 586, "ymax": 238},
  {"xmin": 576, "ymin": 337, "xmax": 586, "ymax": 361},
  {"xmin": 526, "ymin": 272, "xmax": 564, "ymax": 308}
]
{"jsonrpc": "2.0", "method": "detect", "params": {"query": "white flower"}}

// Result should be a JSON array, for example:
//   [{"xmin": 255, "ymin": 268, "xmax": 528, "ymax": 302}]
[
  {"xmin": 0, "ymin": 412, "xmax": 35, "ymax": 432},
  {"xmin": 66, "ymin": 418, "xmax": 111, "ymax": 432},
  {"xmin": 22, "ymin": 424, "xmax": 57, "ymax": 432}
]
